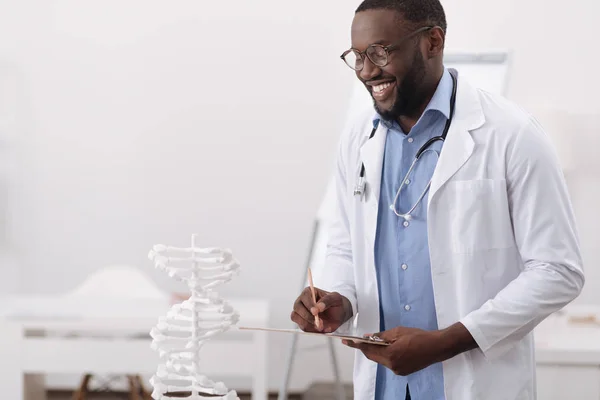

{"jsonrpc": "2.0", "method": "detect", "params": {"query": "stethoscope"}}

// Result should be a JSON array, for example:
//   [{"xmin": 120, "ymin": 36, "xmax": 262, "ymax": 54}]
[{"xmin": 354, "ymin": 69, "xmax": 458, "ymax": 221}]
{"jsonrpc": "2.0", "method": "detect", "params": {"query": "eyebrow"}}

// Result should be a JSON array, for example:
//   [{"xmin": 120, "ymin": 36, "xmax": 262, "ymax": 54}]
[{"xmin": 369, "ymin": 39, "xmax": 390, "ymax": 46}]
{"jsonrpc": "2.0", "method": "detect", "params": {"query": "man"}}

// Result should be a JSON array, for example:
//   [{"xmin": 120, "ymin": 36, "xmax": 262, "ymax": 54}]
[{"xmin": 290, "ymin": 0, "xmax": 585, "ymax": 399}]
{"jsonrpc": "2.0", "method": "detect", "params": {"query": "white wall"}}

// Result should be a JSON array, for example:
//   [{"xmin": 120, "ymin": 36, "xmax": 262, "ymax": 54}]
[
  {"xmin": 444, "ymin": 0, "xmax": 599, "ymax": 114},
  {"xmin": 1, "ymin": 0, "xmax": 356, "ymax": 297},
  {"xmin": 1, "ymin": 0, "xmax": 599, "ymax": 394},
  {"xmin": 0, "ymin": 0, "xmax": 359, "ymax": 393}
]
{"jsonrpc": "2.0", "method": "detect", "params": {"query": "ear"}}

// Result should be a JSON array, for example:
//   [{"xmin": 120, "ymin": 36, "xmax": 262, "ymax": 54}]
[{"xmin": 425, "ymin": 27, "xmax": 445, "ymax": 59}]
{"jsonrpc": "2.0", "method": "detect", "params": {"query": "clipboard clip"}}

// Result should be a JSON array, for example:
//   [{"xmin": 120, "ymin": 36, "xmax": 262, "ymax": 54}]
[{"xmin": 367, "ymin": 335, "xmax": 387, "ymax": 344}]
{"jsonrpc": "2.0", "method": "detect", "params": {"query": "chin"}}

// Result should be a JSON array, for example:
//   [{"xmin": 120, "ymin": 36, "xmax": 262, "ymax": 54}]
[{"xmin": 373, "ymin": 101, "xmax": 397, "ymax": 121}]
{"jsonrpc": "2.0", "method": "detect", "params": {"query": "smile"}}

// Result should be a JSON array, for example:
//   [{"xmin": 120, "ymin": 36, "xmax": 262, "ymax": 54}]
[{"xmin": 371, "ymin": 81, "xmax": 396, "ymax": 101}]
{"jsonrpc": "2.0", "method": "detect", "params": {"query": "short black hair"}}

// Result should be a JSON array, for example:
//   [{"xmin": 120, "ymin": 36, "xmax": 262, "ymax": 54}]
[{"xmin": 356, "ymin": 0, "xmax": 447, "ymax": 34}]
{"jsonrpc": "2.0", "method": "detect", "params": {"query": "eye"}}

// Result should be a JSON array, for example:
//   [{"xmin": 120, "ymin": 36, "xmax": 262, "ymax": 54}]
[{"xmin": 366, "ymin": 46, "xmax": 388, "ymax": 66}]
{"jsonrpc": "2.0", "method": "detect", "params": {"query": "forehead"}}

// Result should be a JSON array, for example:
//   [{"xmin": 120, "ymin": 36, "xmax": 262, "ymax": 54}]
[{"xmin": 351, "ymin": 9, "xmax": 408, "ymax": 50}]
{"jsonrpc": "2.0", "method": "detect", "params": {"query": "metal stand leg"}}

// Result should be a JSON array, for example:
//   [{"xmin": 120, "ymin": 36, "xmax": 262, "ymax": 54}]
[
  {"xmin": 328, "ymin": 340, "xmax": 346, "ymax": 400},
  {"xmin": 278, "ymin": 221, "xmax": 317, "ymax": 400},
  {"xmin": 278, "ymin": 219, "xmax": 347, "ymax": 400},
  {"xmin": 277, "ymin": 332, "xmax": 299, "ymax": 400},
  {"xmin": 253, "ymin": 330, "xmax": 268, "ymax": 400}
]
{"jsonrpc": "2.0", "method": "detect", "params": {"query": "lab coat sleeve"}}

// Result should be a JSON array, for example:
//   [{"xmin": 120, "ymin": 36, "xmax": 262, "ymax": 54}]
[
  {"xmin": 318, "ymin": 130, "xmax": 358, "ymax": 333},
  {"xmin": 459, "ymin": 116, "xmax": 585, "ymax": 360}
]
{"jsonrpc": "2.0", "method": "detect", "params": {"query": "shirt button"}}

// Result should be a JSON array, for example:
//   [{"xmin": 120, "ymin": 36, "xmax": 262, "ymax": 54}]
[
  {"xmin": 405, "ymin": 179, "xmax": 411, "ymax": 185},
  {"xmin": 408, "ymin": 138, "xmax": 414, "ymax": 143},
  {"xmin": 405, "ymin": 305, "xmax": 411, "ymax": 311},
  {"xmin": 401, "ymin": 264, "xmax": 408, "ymax": 270},
  {"xmin": 403, "ymin": 221, "xmax": 410, "ymax": 227}
]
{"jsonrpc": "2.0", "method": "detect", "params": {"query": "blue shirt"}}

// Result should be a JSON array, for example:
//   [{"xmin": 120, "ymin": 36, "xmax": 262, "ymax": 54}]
[{"xmin": 373, "ymin": 68, "xmax": 453, "ymax": 400}]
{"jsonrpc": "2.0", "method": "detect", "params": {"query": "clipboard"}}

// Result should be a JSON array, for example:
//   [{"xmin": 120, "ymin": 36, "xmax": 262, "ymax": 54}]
[{"xmin": 237, "ymin": 326, "xmax": 390, "ymax": 346}]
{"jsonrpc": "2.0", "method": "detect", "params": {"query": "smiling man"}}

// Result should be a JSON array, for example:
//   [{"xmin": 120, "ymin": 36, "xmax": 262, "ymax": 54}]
[{"xmin": 290, "ymin": 0, "xmax": 584, "ymax": 399}]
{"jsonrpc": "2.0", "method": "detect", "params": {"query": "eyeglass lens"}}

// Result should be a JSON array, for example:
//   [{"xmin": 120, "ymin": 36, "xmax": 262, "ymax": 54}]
[{"xmin": 343, "ymin": 46, "xmax": 389, "ymax": 70}]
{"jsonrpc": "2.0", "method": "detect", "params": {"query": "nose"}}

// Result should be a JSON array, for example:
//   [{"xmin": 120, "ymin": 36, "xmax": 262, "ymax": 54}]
[{"xmin": 358, "ymin": 57, "xmax": 381, "ymax": 82}]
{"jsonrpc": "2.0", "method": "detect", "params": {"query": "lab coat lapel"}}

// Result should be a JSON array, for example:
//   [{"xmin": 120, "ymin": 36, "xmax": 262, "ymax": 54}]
[
  {"xmin": 358, "ymin": 120, "xmax": 387, "ymax": 317},
  {"xmin": 359, "ymin": 122, "xmax": 387, "ymax": 205},
  {"xmin": 428, "ymin": 75, "xmax": 485, "ymax": 206}
]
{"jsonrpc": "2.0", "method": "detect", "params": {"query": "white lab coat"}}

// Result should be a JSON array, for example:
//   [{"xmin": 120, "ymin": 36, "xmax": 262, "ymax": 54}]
[{"xmin": 320, "ymin": 71, "xmax": 585, "ymax": 400}]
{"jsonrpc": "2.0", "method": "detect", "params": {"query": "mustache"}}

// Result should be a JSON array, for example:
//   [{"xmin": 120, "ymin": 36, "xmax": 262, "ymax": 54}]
[{"xmin": 364, "ymin": 76, "xmax": 396, "ymax": 85}]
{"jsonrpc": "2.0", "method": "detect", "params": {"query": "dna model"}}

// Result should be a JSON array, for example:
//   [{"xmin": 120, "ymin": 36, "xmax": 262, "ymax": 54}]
[{"xmin": 148, "ymin": 234, "xmax": 241, "ymax": 399}]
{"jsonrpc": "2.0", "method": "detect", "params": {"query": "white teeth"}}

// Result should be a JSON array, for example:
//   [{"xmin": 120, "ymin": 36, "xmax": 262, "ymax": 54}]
[{"xmin": 373, "ymin": 82, "xmax": 393, "ymax": 93}]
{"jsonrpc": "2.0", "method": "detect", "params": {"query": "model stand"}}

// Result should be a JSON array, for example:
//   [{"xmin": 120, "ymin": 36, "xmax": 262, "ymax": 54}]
[{"xmin": 148, "ymin": 234, "xmax": 241, "ymax": 399}]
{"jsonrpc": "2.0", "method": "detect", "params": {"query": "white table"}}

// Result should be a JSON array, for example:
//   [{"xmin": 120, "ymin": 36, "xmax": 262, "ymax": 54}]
[
  {"xmin": 534, "ymin": 306, "xmax": 600, "ymax": 399},
  {"xmin": 0, "ymin": 296, "xmax": 269, "ymax": 400}
]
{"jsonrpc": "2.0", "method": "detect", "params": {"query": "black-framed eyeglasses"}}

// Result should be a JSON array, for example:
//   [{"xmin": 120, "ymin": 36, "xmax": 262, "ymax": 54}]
[{"xmin": 340, "ymin": 26, "xmax": 434, "ymax": 71}]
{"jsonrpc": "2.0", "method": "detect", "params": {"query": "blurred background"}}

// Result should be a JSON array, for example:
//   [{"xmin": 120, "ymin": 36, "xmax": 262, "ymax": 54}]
[{"xmin": 0, "ymin": 0, "xmax": 599, "ymax": 399}]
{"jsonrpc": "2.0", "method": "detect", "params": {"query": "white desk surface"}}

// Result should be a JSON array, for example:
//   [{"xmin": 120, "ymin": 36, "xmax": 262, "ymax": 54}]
[
  {"xmin": 0, "ymin": 295, "xmax": 271, "ymax": 399},
  {"xmin": 3, "ymin": 294, "xmax": 598, "ymax": 365},
  {"xmin": 0, "ymin": 295, "xmax": 269, "ymax": 333}
]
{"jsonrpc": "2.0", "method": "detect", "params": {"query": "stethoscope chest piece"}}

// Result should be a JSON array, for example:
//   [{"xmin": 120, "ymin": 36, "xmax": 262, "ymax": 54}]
[
  {"xmin": 353, "ymin": 176, "xmax": 366, "ymax": 197},
  {"xmin": 391, "ymin": 208, "xmax": 412, "ymax": 221}
]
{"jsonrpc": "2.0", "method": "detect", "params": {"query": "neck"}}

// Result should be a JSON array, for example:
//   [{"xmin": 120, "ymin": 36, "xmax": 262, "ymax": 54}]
[{"xmin": 396, "ymin": 67, "xmax": 444, "ymax": 133}]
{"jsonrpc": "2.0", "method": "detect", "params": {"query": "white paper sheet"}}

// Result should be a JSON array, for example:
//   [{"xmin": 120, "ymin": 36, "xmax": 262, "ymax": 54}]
[{"xmin": 237, "ymin": 326, "xmax": 390, "ymax": 346}]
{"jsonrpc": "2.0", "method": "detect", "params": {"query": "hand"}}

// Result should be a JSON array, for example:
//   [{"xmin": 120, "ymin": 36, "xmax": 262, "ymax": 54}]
[
  {"xmin": 342, "ymin": 323, "xmax": 477, "ymax": 376},
  {"xmin": 290, "ymin": 287, "xmax": 352, "ymax": 333},
  {"xmin": 342, "ymin": 326, "xmax": 445, "ymax": 376}
]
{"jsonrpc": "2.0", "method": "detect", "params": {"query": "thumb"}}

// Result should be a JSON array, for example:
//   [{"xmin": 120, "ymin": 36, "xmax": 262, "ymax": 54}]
[{"xmin": 373, "ymin": 327, "xmax": 408, "ymax": 343}]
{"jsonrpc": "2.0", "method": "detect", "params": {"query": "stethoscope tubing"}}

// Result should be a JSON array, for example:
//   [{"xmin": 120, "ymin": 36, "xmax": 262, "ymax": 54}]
[{"xmin": 355, "ymin": 69, "xmax": 458, "ymax": 199}]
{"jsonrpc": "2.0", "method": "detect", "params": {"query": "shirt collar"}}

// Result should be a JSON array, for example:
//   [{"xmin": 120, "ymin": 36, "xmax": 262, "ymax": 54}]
[{"xmin": 372, "ymin": 67, "xmax": 453, "ymax": 130}]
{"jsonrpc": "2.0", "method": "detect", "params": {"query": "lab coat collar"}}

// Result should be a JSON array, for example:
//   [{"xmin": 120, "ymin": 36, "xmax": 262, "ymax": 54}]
[{"xmin": 428, "ymin": 69, "xmax": 486, "ymax": 205}]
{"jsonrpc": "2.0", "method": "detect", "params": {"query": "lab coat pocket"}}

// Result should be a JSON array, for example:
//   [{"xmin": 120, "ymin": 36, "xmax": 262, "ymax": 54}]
[{"xmin": 447, "ymin": 179, "xmax": 513, "ymax": 253}]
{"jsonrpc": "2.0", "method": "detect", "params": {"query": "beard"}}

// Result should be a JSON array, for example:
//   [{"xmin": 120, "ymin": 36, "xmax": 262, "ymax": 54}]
[{"xmin": 374, "ymin": 49, "xmax": 427, "ymax": 122}]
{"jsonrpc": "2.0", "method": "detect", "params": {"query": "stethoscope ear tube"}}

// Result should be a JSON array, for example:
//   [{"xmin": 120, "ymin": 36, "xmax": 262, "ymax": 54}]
[{"xmin": 416, "ymin": 136, "xmax": 444, "ymax": 159}]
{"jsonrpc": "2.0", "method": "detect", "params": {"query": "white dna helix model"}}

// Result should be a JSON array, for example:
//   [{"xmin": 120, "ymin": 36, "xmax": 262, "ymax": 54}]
[{"xmin": 148, "ymin": 234, "xmax": 241, "ymax": 399}]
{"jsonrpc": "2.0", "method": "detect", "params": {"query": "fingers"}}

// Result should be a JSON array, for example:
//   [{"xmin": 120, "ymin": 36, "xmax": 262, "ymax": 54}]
[
  {"xmin": 315, "ymin": 292, "xmax": 343, "ymax": 313},
  {"xmin": 290, "ymin": 310, "xmax": 320, "ymax": 332},
  {"xmin": 371, "ymin": 327, "xmax": 410, "ymax": 343},
  {"xmin": 300, "ymin": 289, "xmax": 324, "ymax": 329},
  {"xmin": 342, "ymin": 339, "xmax": 365, "ymax": 349},
  {"xmin": 291, "ymin": 289, "xmax": 322, "ymax": 332},
  {"xmin": 294, "ymin": 293, "xmax": 316, "ymax": 322},
  {"xmin": 342, "ymin": 340, "xmax": 387, "ymax": 365},
  {"xmin": 291, "ymin": 288, "xmax": 342, "ymax": 333}
]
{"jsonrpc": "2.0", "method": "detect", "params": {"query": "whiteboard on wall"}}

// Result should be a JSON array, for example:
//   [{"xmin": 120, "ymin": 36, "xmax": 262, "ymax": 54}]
[{"xmin": 310, "ymin": 51, "xmax": 512, "ymax": 285}]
